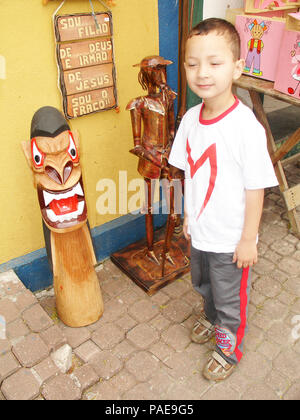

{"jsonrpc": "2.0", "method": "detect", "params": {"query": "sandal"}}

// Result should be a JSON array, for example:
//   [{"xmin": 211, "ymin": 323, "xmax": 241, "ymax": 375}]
[
  {"xmin": 191, "ymin": 313, "xmax": 215, "ymax": 344},
  {"xmin": 203, "ymin": 351, "xmax": 235, "ymax": 381}
]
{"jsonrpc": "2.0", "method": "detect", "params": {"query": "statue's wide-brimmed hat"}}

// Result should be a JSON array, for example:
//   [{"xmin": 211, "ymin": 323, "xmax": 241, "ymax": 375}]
[{"xmin": 133, "ymin": 55, "xmax": 173, "ymax": 68}]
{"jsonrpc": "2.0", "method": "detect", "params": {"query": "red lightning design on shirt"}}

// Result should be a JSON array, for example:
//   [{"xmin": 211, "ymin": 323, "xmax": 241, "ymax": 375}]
[{"xmin": 186, "ymin": 139, "xmax": 217, "ymax": 220}]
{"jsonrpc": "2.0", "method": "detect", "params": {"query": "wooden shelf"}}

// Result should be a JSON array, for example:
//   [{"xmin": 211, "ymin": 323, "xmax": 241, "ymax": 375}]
[{"xmin": 234, "ymin": 75, "xmax": 300, "ymax": 236}]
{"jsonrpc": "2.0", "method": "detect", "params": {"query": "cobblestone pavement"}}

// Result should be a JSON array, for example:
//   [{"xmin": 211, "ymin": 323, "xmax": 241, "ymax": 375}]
[{"xmin": 0, "ymin": 161, "xmax": 299, "ymax": 400}]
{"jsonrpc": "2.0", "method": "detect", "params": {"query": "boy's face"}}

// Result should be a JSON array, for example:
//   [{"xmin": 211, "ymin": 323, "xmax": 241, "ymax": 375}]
[{"xmin": 184, "ymin": 32, "xmax": 244, "ymax": 103}]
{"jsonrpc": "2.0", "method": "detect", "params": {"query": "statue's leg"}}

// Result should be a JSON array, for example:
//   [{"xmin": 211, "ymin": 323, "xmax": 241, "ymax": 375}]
[
  {"xmin": 145, "ymin": 178, "xmax": 160, "ymax": 265},
  {"xmin": 174, "ymin": 178, "xmax": 184, "ymax": 235},
  {"xmin": 161, "ymin": 181, "xmax": 177, "ymax": 276},
  {"xmin": 168, "ymin": 167, "xmax": 184, "ymax": 235}
]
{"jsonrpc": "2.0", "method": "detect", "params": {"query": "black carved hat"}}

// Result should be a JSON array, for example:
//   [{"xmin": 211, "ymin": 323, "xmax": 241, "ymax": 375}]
[{"xmin": 31, "ymin": 106, "xmax": 70, "ymax": 138}]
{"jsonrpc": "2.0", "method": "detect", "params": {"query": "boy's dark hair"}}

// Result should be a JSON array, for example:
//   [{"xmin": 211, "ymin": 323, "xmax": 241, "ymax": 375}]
[{"xmin": 188, "ymin": 18, "xmax": 241, "ymax": 61}]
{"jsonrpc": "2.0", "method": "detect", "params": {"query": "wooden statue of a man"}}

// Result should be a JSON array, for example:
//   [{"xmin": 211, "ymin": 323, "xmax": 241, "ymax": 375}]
[{"xmin": 126, "ymin": 56, "xmax": 183, "ymax": 267}]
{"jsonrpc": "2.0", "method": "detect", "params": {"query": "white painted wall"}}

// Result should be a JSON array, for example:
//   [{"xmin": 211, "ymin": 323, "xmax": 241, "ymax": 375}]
[{"xmin": 203, "ymin": 0, "xmax": 244, "ymax": 19}]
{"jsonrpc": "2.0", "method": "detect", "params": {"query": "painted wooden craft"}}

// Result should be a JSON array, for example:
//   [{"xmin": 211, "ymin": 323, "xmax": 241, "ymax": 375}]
[
  {"xmin": 244, "ymin": 0, "xmax": 300, "ymax": 14},
  {"xmin": 111, "ymin": 56, "xmax": 189, "ymax": 295},
  {"xmin": 226, "ymin": 6, "xmax": 299, "ymax": 25},
  {"xmin": 275, "ymin": 13, "xmax": 300, "ymax": 96},
  {"xmin": 22, "ymin": 106, "xmax": 103, "ymax": 327},
  {"xmin": 235, "ymin": 14, "xmax": 285, "ymax": 81}
]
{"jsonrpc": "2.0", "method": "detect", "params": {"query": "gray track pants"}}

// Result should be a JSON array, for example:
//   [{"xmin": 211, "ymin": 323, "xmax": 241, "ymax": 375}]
[{"xmin": 191, "ymin": 246, "xmax": 252, "ymax": 365}]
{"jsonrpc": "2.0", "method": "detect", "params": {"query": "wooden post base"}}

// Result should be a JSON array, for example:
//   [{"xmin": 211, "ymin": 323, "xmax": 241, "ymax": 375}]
[
  {"xmin": 111, "ymin": 226, "xmax": 190, "ymax": 296},
  {"xmin": 51, "ymin": 224, "xmax": 104, "ymax": 327}
]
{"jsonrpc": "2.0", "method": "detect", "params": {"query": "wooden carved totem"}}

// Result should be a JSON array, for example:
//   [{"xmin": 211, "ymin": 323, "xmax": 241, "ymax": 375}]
[{"xmin": 22, "ymin": 106, "xmax": 103, "ymax": 327}]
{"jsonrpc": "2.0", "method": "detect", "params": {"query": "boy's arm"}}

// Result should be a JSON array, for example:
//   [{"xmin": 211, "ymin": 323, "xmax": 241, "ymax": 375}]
[
  {"xmin": 183, "ymin": 208, "xmax": 190, "ymax": 241},
  {"xmin": 233, "ymin": 189, "xmax": 264, "ymax": 269}
]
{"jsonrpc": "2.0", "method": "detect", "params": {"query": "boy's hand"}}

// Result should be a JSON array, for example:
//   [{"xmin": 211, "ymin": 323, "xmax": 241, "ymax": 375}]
[
  {"xmin": 183, "ymin": 214, "xmax": 190, "ymax": 241},
  {"xmin": 233, "ymin": 189, "xmax": 264, "ymax": 269},
  {"xmin": 233, "ymin": 238, "xmax": 258, "ymax": 269}
]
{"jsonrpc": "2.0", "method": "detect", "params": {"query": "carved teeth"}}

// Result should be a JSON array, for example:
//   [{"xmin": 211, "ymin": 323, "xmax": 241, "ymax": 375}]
[
  {"xmin": 46, "ymin": 201, "xmax": 85, "ymax": 223},
  {"xmin": 43, "ymin": 182, "xmax": 84, "ymax": 207}
]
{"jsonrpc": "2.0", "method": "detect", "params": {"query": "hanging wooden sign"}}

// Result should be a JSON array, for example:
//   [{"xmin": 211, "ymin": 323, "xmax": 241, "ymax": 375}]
[
  {"xmin": 62, "ymin": 63, "xmax": 114, "ymax": 95},
  {"xmin": 66, "ymin": 86, "xmax": 116, "ymax": 118},
  {"xmin": 55, "ymin": 13, "xmax": 111, "ymax": 41},
  {"xmin": 54, "ymin": 12, "xmax": 117, "ymax": 119},
  {"xmin": 57, "ymin": 38, "xmax": 113, "ymax": 70}
]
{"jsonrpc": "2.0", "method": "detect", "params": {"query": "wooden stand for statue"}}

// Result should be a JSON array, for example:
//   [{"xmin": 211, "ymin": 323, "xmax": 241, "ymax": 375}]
[
  {"xmin": 51, "ymin": 224, "xmax": 103, "ymax": 327},
  {"xmin": 111, "ymin": 225, "xmax": 190, "ymax": 296}
]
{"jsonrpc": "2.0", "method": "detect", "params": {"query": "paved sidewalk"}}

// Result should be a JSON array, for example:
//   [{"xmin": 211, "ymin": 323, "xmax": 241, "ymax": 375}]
[{"xmin": 0, "ymin": 160, "xmax": 299, "ymax": 400}]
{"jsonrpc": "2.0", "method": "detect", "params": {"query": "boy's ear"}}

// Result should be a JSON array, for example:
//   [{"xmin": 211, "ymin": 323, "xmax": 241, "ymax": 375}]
[{"xmin": 233, "ymin": 59, "xmax": 245, "ymax": 81}]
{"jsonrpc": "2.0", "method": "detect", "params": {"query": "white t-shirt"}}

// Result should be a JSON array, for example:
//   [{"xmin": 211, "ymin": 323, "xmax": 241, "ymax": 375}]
[{"xmin": 169, "ymin": 97, "xmax": 279, "ymax": 253}]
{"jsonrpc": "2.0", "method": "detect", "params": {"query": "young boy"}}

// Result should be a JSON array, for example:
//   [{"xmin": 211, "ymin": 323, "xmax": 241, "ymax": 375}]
[{"xmin": 168, "ymin": 18, "xmax": 278, "ymax": 381}]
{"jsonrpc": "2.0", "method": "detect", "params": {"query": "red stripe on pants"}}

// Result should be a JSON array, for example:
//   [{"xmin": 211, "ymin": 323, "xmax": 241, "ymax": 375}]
[{"xmin": 234, "ymin": 267, "xmax": 249, "ymax": 362}]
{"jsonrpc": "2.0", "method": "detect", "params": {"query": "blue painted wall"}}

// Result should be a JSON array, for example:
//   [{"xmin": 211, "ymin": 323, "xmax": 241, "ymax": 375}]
[{"xmin": 158, "ymin": 0, "xmax": 179, "ymax": 115}]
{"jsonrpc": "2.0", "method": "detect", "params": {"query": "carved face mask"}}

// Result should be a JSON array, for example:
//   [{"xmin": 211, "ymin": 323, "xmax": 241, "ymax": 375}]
[{"xmin": 22, "ymin": 106, "xmax": 87, "ymax": 232}]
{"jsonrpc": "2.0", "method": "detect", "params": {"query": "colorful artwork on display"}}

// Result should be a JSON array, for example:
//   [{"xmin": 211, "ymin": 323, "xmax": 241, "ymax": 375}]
[
  {"xmin": 235, "ymin": 14, "xmax": 285, "ymax": 81},
  {"xmin": 244, "ymin": 0, "xmax": 300, "ymax": 13},
  {"xmin": 275, "ymin": 13, "xmax": 300, "ymax": 96}
]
